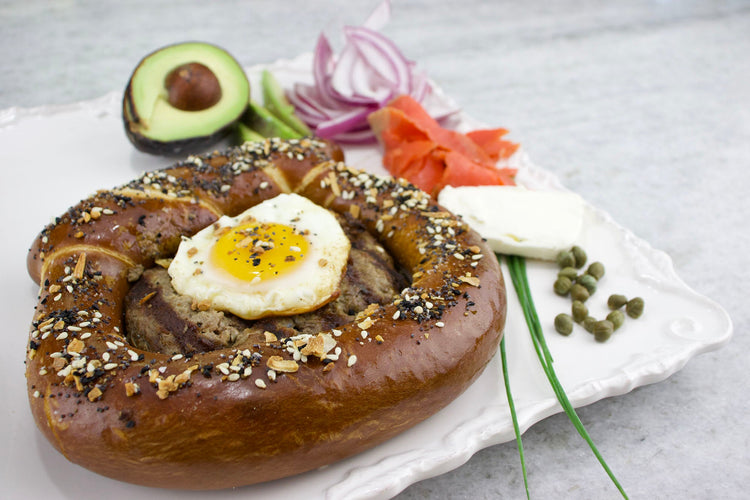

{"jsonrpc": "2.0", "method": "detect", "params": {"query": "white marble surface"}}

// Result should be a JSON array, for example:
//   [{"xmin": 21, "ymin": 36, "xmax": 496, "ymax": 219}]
[{"xmin": 1, "ymin": 0, "xmax": 748, "ymax": 498}]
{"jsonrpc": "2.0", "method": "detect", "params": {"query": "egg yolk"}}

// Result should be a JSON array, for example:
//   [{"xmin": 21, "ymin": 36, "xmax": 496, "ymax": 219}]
[{"xmin": 210, "ymin": 222, "xmax": 310, "ymax": 283}]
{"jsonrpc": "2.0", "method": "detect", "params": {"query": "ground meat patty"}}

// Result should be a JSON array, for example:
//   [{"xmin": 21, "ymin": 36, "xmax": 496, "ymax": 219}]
[{"xmin": 124, "ymin": 214, "xmax": 409, "ymax": 356}]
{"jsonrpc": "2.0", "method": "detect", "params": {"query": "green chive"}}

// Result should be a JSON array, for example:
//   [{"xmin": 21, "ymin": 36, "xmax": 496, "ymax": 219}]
[
  {"xmin": 500, "ymin": 335, "xmax": 529, "ymax": 499},
  {"xmin": 500, "ymin": 254, "xmax": 628, "ymax": 499}
]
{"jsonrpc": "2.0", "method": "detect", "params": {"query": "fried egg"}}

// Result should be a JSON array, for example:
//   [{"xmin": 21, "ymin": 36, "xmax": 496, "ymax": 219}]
[{"xmin": 168, "ymin": 193, "xmax": 350, "ymax": 319}]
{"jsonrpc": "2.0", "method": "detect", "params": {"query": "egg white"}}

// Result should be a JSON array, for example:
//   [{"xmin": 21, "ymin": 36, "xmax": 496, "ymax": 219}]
[{"xmin": 168, "ymin": 193, "xmax": 350, "ymax": 319}]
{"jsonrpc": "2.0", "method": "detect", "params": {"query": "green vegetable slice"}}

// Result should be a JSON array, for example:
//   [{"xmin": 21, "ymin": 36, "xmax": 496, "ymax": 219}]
[
  {"xmin": 261, "ymin": 69, "xmax": 313, "ymax": 136},
  {"xmin": 500, "ymin": 253, "xmax": 629, "ymax": 499}
]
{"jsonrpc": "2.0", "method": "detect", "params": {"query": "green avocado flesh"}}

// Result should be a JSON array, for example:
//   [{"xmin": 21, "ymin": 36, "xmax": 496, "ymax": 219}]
[
  {"xmin": 241, "ymin": 100, "xmax": 302, "ymax": 140},
  {"xmin": 235, "ymin": 121, "xmax": 266, "ymax": 143},
  {"xmin": 261, "ymin": 69, "xmax": 312, "ymax": 137},
  {"xmin": 124, "ymin": 42, "xmax": 250, "ymax": 154}
]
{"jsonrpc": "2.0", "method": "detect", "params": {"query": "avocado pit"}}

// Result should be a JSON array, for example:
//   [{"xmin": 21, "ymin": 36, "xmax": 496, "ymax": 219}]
[{"xmin": 165, "ymin": 62, "xmax": 222, "ymax": 112}]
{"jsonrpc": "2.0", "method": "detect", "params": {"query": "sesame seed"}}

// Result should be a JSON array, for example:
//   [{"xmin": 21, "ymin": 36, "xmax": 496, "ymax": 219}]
[
  {"xmin": 228, "ymin": 373, "xmax": 240, "ymax": 382},
  {"xmin": 80, "ymin": 332, "xmax": 92, "ymax": 340},
  {"xmin": 104, "ymin": 363, "xmax": 118, "ymax": 371},
  {"xmin": 255, "ymin": 379, "xmax": 267, "ymax": 389},
  {"xmin": 105, "ymin": 341, "xmax": 117, "ymax": 350},
  {"xmin": 436, "ymin": 321, "xmax": 445, "ymax": 328},
  {"xmin": 171, "ymin": 354, "xmax": 183, "ymax": 361},
  {"xmin": 55, "ymin": 332, "xmax": 68, "ymax": 341},
  {"xmin": 347, "ymin": 355, "xmax": 358, "ymax": 367},
  {"xmin": 392, "ymin": 310, "xmax": 401, "ymax": 320}
]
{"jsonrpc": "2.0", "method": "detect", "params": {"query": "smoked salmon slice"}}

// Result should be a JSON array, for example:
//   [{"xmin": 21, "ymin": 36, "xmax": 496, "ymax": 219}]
[
  {"xmin": 437, "ymin": 151, "xmax": 517, "ymax": 193},
  {"xmin": 384, "ymin": 95, "xmax": 495, "ymax": 168},
  {"xmin": 368, "ymin": 95, "xmax": 518, "ymax": 196},
  {"xmin": 466, "ymin": 128, "xmax": 520, "ymax": 162}
]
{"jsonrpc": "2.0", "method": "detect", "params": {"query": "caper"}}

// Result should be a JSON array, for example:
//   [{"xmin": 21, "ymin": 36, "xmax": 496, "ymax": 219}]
[
  {"xmin": 607, "ymin": 294, "xmax": 628, "ymax": 310},
  {"xmin": 593, "ymin": 320, "xmax": 614, "ymax": 342},
  {"xmin": 571, "ymin": 300, "xmax": 588, "ymax": 323},
  {"xmin": 556, "ymin": 250, "xmax": 576, "ymax": 269},
  {"xmin": 554, "ymin": 276, "xmax": 573, "ymax": 296},
  {"xmin": 582, "ymin": 316, "xmax": 597, "ymax": 333},
  {"xmin": 554, "ymin": 313, "xmax": 574, "ymax": 336},
  {"xmin": 626, "ymin": 297, "xmax": 645, "ymax": 318},
  {"xmin": 570, "ymin": 283, "xmax": 590, "ymax": 302},
  {"xmin": 606, "ymin": 310, "xmax": 625, "ymax": 330},
  {"xmin": 558, "ymin": 267, "xmax": 579, "ymax": 280},
  {"xmin": 571, "ymin": 245, "xmax": 587, "ymax": 269},
  {"xmin": 587, "ymin": 261, "xmax": 605, "ymax": 281},
  {"xmin": 577, "ymin": 274, "xmax": 597, "ymax": 295}
]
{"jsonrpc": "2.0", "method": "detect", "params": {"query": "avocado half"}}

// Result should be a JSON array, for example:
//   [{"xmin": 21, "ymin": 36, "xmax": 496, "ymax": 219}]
[{"xmin": 123, "ymin": 42, "xmax": 250, "ymax": 155}]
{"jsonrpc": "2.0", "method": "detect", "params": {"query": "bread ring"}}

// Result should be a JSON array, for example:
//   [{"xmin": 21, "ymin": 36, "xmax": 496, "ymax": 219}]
[{"xmin": 25, "ymin": 137, "xmax": 506, "ymax": 490}]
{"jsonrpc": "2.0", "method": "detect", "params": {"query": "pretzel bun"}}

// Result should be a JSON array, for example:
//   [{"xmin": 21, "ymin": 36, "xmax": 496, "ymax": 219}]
[{"xmin": 25, "ymin": 138, "xmax": 506, "ymax": 490}]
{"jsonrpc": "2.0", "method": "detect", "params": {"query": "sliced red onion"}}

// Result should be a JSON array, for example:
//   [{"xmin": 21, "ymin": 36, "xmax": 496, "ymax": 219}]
[
  {"xmin": 286, "ymin": 0, "xmax": 443, "ymax": 144},
  {"xmin": 345, "ymin": 26, "xmax": 412, "ymax": 96},
  {"xmin": 362, "ymin": 0, "xmax": 391, "ymax": 31},
  {"xmin": 315, "ymin": 105, "xmax": 376, "ymax": 138}
]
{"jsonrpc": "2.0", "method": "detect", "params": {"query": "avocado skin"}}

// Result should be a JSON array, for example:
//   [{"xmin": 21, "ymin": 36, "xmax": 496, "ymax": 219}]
[{"xmin": 122, "ymin": 42, "xmax": 250, "ymax": 156}]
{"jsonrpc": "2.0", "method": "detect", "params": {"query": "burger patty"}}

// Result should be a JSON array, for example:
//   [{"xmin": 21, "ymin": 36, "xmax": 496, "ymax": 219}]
[{"xmin": 124, "ymin": 214, "xmax": 409, "ymax": 356}]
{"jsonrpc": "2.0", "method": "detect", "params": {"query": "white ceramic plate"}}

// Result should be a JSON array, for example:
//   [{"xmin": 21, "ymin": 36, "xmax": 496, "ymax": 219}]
[{"xmin": 0, "ymin": 54, "xmax": 732, "ymax": 499}]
